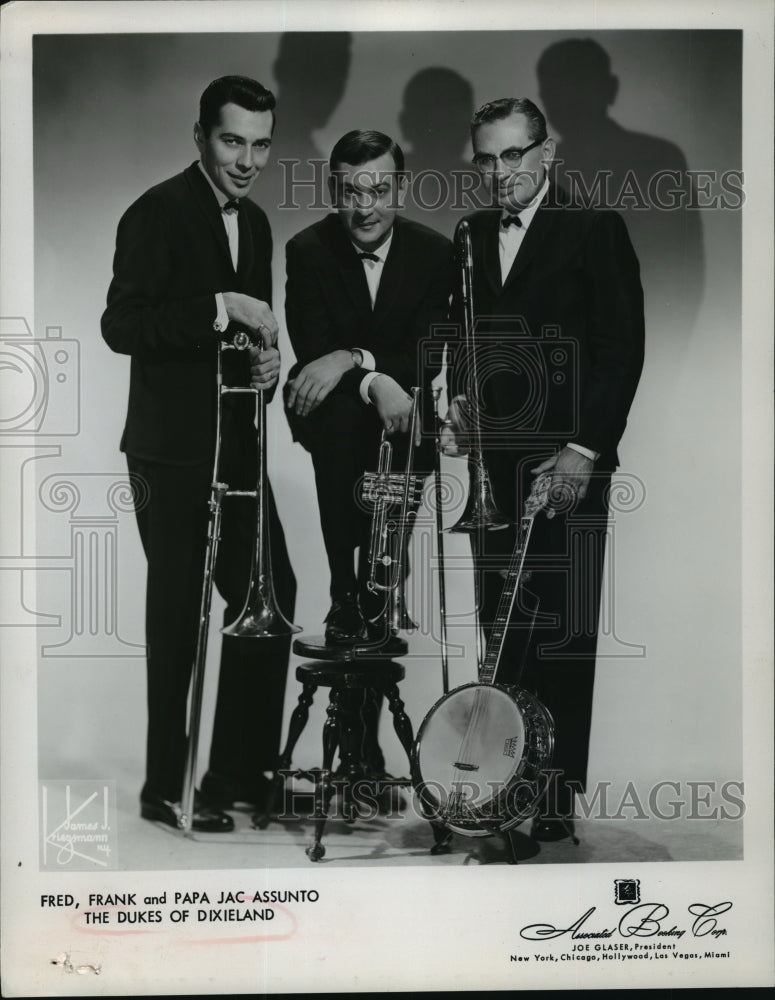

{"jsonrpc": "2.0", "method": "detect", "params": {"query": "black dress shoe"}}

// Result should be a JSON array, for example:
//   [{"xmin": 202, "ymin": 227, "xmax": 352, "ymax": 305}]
[
  {"xmin": 200, "ymin": 771, "xmax": 272, "ymax": 811},
  {"xmin": 140, "ymin": 792, "xmax": 234, "ymax": 833},
  {"xmin": 530, "ymin": 817, "xmax": 577, "ymax": 843},
  {"xmin": 324, "ymin": 592, "xmax": 367, "ymax": 644}
]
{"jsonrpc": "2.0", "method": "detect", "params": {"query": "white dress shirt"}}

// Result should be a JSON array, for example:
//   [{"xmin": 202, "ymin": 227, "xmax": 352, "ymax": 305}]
[
  {"xmin": 350, "ymin": 229, "xmax": 394, "ymax": 404},
  {"xmin": 498, "ymin": 175, "xmax": 549, "ymax": 283},
  {"xmin": 198, "ymin": 161, "xmax": 237, "ymax": 333}
]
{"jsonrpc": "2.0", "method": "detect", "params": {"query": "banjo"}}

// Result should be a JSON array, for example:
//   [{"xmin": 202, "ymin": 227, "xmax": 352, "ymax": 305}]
[{"xmin": 411, "ymin": 473, "xmax": 556, "ymax": 836}]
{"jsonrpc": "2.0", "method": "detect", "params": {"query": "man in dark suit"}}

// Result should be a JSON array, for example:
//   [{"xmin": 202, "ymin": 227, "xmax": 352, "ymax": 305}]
[
  {"xmin": 102, "ymin": 76, "xmax": 296, "ymax": 831},
  {"xmin": 284, "ymin": 130, "xmax": 454, "ymax": 643},
  {"xmin": 444, "ymin": 97, "xmax": 644, "ymax": 842}
]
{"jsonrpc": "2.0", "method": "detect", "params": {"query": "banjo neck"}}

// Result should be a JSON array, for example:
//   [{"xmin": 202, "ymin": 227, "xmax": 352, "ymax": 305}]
[{"xmin": 479, "ymin": 473, "xmax": 552, "ymax": 687}]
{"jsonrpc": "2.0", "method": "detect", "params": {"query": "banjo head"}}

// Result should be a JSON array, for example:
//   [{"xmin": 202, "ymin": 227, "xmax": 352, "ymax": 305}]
[{"xmin": 412, "ymin": 682, "xmax": 554, "ymax": 835}]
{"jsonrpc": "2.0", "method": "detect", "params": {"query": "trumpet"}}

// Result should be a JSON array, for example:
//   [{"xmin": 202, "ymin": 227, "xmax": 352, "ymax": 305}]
[
  {"xmin": 361, "ymin": 388, "xmax": 424, "ymax": 633},
  {"xmin": 179, "ymin": 327, "xmax": 300, "ymax": 835},
  {"xmin": 449, "ymin": 219, "xmax": 509, "ymax": 534}
]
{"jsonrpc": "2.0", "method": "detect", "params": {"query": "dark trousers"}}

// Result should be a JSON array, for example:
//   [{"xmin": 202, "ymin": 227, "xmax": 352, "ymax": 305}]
[
  {"xmin": 479, "ymin": 450, "xmax": 612, "ymax": 815},
  {"xmin": 126, "ymin": 421, "xmax": 296, "ymax": 802}
]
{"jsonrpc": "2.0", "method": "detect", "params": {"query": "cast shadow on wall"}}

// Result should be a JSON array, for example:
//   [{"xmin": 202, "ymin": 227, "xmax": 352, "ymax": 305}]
[
  {"xmin": 260, "ymin": 32, "xmax": 353, "ymax": 247},
  {"xmin": 537, "ymin": 38, "xmax": 706, "ymax": 348},
  {"xmin": 399, "ymin": 67, "xmax": 480, "ymax": 240}
]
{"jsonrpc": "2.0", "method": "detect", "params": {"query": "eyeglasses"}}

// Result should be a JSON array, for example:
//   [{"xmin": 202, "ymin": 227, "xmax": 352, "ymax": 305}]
[{"xmin": 472, "ymin": 138, "xmax": 544, "ymax": 174}]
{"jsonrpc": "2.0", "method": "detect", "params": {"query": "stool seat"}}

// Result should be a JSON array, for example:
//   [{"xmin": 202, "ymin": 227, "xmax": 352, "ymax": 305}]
[
  {"xmin": 295, "ymin": 659, "xmax": 405, "ymax": 688},
  {"xmin": 293, "ymin": 633, "xmax": 408, "ymax": 661}
]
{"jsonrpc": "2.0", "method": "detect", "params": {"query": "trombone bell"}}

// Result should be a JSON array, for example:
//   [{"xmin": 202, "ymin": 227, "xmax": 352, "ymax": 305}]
[
  {"xmin": 221, "ymin": 328, "xmax": 301, "ymax": 638},
  {"xmin": 448, "ymin": 220, "xmax": 510, "ymax": 534},
  {"xmin": 221, "ymin": 588, "xmax": 301, "ymax": 638},
  {"xmin": 448, "ymin": 456, "xmax": 510, "ymax": 533}
]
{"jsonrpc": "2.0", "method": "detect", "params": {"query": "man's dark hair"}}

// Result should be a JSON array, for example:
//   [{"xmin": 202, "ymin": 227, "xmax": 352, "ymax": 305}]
[
  {"xmin": 329, "ymin": 129, "xmax": 405, "ymax": 174},
  {"xmin": 198, "ymin": 75, "xmax": 276, "ymax": 136},
  {"xmin": 470, "ymin": 97, "xmax": 548, "ymax": 142}
]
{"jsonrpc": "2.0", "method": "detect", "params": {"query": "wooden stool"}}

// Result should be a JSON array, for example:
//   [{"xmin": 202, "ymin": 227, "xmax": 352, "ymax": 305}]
[{"xmin": 260, "ymin": 656, "xmax": 450, "ymax": 861}]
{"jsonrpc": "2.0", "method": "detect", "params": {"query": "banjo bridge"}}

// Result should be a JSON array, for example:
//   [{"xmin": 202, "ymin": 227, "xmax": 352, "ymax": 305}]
[{"xmin": 452, "ymin": 762, "xmax": 480, "ymax": 771}]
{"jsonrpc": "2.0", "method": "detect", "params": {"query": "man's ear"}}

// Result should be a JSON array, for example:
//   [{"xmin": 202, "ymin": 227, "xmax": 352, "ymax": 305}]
[
  {"xmin": 395, "ymin": 173, "xmax": 408, "ymax": 209},
  {"xmin": 193, "ymin": 121, "xmax": 205, "ymax": 151},
  {"xmin": 541, "ymin": 136, "xmax": 556, "ymax": 169}
]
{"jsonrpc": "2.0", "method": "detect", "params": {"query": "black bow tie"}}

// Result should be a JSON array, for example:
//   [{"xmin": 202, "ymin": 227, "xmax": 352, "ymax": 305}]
[
  {"xmin": 222, "ymin": 199, "xmax": 240, "ymax": 214},
  {"xmin": 358, "ymin": 251, "xmax": 381, "ymax": 262},
  {"xmin": 501, "ymin": 213, "xmax": 523, "ymax": 229}
]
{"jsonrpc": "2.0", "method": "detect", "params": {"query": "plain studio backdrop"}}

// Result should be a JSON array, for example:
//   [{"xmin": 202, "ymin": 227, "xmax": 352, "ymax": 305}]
[{"xmin": 28, "ymin": 29, "xmax": 742, "ymax": 850}]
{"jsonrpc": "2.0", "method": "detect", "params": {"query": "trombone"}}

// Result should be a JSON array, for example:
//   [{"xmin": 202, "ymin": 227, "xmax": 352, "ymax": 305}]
[
  {"xmin": 449, "ymin": 219, "xmax": 509, "ymax": 535},
  {"xmin": 446, "ymin": 220, "xmax": 509, "ymax": 674},
  {"xmin": 179, "ymin": 328, "xmax": 300, "ymax": 835}
]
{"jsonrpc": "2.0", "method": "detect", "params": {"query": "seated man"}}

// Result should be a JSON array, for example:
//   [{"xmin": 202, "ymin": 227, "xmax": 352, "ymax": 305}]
[{"xmin": 284, "ymin": 129, "xmax": 454, "ymax": 643}]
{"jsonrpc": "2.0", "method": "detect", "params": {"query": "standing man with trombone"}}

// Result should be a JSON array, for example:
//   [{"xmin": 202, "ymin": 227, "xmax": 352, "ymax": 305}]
[
  {"xmin": 444, "ymin": 98, "xmax": 644, "ymax": 842},
  {"xmin": 102, "ymin": 76, "xmax": 296, "ymax": 832},
  {"xmin": 284, "ymin": 130, "xmax": 454, "ymax": 644}
]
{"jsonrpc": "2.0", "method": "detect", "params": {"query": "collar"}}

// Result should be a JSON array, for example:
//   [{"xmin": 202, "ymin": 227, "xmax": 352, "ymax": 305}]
[
  {"xmin": 501, "ymin": 175, "xmax": 550, "ymax": 231},
  {"xmin": 351, "ymin": 226, "xmax": 393, "ymax": 262},
  {"xmin": 198, "ymin": 160, "xmax": 231, "ymax": 210}
]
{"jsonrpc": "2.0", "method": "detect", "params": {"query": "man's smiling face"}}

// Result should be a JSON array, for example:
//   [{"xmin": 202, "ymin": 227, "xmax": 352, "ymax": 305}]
[
  {"xmin": 195, "ymin": 101, "xmax": 274, "ymax": 200},
  {"xmin": 329, "ymin": 150, "xmax": 406, "ymax": 251}
]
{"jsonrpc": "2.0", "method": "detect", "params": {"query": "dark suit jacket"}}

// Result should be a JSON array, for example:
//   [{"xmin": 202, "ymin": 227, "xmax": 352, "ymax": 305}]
[
  {"xmin": 452, "ymin": 184, "xmax": 644, "ymax": 471},
  {"xmin": 101, "ymin": 161, "xmax": 273, "ymax": 465},
  {"xmin": 285, "ymin": 214, "xmax": 454, "ymax": 398}
]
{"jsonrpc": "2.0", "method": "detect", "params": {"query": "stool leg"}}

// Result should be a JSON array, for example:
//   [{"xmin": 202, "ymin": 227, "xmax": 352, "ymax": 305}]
[
  {"xmin": 257, "ymin": 682, "xmax": 317, "ymax": 829},
  {"xmin": 337, "ymin": 688, "xmax": 365, "ymax": 824},
  {"xmin": 307, "ymin": 689, "xmax": 340, "ymax": 862},
  {"xmin": 360, "ymin": 689, "xmax": 386, "ymax": 777},
  {"xmin": 384, "ymin": 682, "xmax": 414, "ymax": 760},
  {"xmin": 385, "ymin": 682, "xmax": 453, "ymax": 854}
]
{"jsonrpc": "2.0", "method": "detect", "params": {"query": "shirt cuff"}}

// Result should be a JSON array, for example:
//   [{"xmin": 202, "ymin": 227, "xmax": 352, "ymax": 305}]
[
  {"xmin": 566, "ymin": 442, "xmax": 599, "ymax": 462},
  {"xmin": 360, "ymin": 371, "xmax": 381, "ymax": 404},
  {"xmin": 357, "ymin": 348, "xmax": 376, "ymax": 371},
  {"xmin": 212, "ymin": 293, "xmax": 229, "ymax": 335}
]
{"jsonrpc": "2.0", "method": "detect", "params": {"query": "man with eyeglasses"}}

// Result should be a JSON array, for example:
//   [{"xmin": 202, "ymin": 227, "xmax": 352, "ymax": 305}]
[{"xmin": 443, "ymin": 97, "xmax": 644, "ymax": 844}]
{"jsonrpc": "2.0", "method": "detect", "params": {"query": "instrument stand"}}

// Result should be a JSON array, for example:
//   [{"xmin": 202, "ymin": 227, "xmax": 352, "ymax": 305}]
[
  {"xmin": 501, "ymin": 827, "xmax": 542, "ymax": 864},
  {"xmin": 547, "ymin": 817, "xmax": 581, "ymax": 847},
  {"xmin": 424, "ymin": 823, "xmax": 540, "ymax": 864},
  {"xmin": 256, "ymin": 647, "xmax": 450, "ymax": 862}
]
